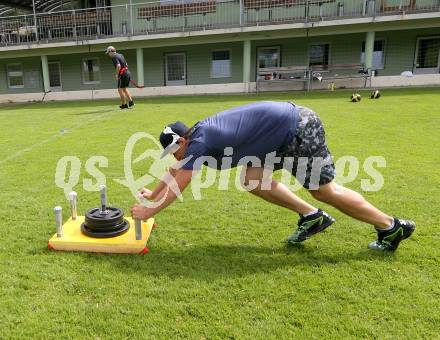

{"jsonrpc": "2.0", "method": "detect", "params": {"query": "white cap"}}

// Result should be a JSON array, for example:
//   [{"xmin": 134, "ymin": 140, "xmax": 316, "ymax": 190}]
[
  {"xmin": 105, "ymin": 46, "xmax": 116, "ymax": 54},
  {"xmin": 160, "ymin": 126, "xmax": 181, "ymax": 159}
]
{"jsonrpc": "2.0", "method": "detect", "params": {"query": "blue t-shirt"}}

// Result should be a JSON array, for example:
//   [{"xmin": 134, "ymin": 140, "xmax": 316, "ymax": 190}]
[{"xmin": 181, "ymin": 101, "xmax": 299, "ymax": 170}]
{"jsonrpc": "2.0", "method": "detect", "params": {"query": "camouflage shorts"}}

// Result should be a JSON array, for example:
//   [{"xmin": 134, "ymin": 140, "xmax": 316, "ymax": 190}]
[{"xmin": 276, "ymin": 106, "xmax": 336, "ymax": 189}]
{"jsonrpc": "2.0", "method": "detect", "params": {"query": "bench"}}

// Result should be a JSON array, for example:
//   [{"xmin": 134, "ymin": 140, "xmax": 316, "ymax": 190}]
[
  {"xmin": 380, "ymin": 0, "xmax": 417, "ymax": 13},
  {"xmin": 138, "ymin": 1, "xmax": 217, "ymax": 19},
  {"xmin": 39, "ymin": 11, "xmax": 111, "ymax": 27},
  {"xmin": 37, "ymin": 11, "xmax": 112, "ymax": 39},
  {"xmin": 243, "ymin": 0, "xmax": 335, "ymax": 10},
  {"xmin": 256, "ymin": 66, "xmax": 310, "ymax": 92},
  {"xmin": 309, "ymin": 63, "xmax": 371, "ymax": 89}
]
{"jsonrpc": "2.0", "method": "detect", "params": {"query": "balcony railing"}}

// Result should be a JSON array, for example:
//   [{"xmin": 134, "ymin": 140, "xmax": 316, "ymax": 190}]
[{"xmin": 0, "ymin": 0, "xmax": 439, "ymax": 47}]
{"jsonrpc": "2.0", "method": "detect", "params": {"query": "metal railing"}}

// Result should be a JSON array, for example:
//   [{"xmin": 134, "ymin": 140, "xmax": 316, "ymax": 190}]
[{"xmin": 0, "ymin": 0, "xmax": 439, "ymax": 47}]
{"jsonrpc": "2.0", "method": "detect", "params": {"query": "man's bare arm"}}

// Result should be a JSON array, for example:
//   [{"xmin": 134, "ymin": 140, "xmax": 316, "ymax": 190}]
[
  {"xmin": 115, "ymin": 64, "xmax": 121, "ymax": 79},
  {"xmin": 131, "ymin": 168, "xmax": 194, "ymax": 220},
  {"xmin": 140, "ymin": 164, "xmax": 180, "ymax": 200}
]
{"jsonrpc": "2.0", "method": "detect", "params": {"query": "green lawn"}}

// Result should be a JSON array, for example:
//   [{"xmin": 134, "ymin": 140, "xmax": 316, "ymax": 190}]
[{"xmin": 0, "ymin": 88, "xmax": 439, "ymax": 339}]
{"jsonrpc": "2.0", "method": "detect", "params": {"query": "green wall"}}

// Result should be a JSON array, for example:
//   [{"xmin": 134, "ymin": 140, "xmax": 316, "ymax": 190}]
[
  {"xmin": 50, "ymin": 49, "xmax": 137, "ymax": 91},
  {"xmin": 251, "ymin": 33, "xmax": 367, "ymax": 80},
  {"xmin": 143, "ymin": 42, "xmax": 243, "ymax": 87},
  {"xmin": 250, "ymin": 27, "xmax": 440, "ymax": 79},
  {"xmin": 0, "ymin": 27, "xmax": 438, "ymax": 95},
  {"xmin": 0, "ymin": 57, "xmax": 43, "ymax": 94},
  {"xmin": 381, "ymin": 28, "xmax": 437, "ymax": 76}
]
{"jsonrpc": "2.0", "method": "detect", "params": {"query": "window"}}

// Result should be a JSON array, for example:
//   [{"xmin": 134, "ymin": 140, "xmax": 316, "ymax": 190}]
[
  {"xmin": 416, "ymin": 37, "xmax": 440, "ymax": 69},
  {"xmin": 48, "ymin": 61, "xmax": 62, "ymax": 89},
  {"xmin": 82, "ymin": 58, "xmax": 101, "ymax": 84},
  {"xmin": 309, "ymin": 44, "xmax": 329, "ymax": 67},
  {"xmin": 258, "ymin": 47, "xmax": 280, "ymax": 69},
  {"xmin": 361, "ymin": 40, "xmax": 385, "ymax": 69},
  {"xmin": 7, "ymin": 64, "xmax": 24, "ymax": 88},
  {"xmin": 211, "ymin": 50, "xmax": 231, "ymax": 78},
  {"xmin": 24, "ymin": 71, "xmax": 40, "ymax": 89}
]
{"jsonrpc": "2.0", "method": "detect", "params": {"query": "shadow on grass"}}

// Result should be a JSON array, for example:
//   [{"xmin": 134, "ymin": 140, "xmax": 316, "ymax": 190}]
[
  {"xmin": 70, "ymin": 108, "xmax": 120, "ymax": 115},
  {"xmin": 74, "ymin": 243, "xmax": 394, "ymax": 282}
]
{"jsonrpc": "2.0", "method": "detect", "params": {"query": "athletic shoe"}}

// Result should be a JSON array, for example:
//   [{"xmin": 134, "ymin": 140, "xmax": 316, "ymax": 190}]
[
  {"xmin": 129, "ymin": 100, "xmax": 135, "ymax": 108},
  {"xmin": 368, "ymin": 218, "xmax": 415, "ymax": 251},
  {"xmin": 287, "ymin": 209, "xmax": 335, "ymax": 244},
  {"xmin": 120, "ymin": 104, "xmax": 129, "ymax": 110}
]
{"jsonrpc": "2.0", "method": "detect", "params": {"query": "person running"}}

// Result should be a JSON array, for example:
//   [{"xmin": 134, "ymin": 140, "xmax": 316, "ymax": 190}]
[
  {"xmin": 130, "ymin": 101, "xmax": 415, "ymax": 252},
  {"xmin": 105, "ymin": 46, "xmax": 134, "ymax": 110}
]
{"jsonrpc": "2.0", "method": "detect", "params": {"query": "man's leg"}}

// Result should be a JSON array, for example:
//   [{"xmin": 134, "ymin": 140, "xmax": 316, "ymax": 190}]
[
  {"xmin": 285, "ymin": 105, "xmax": 414, "ymax": 250},
  {"xmin": 244, "ymin": 167, "xmax": 335, "ymax": 242},
  {"xmin": 244, "ymin": 167, "xmax": 316, "ymax": 215},
  {"xmin": 310, "ymin": 181, "xmax": 415, "ymax": 251},
  {"xmin": 118, "ymin": 88, "xmax": 126, "ymax": 105},
  {"xmin": 310, "ymin": 181, "xmax": 393, "ymax": 228},
  {"xmin": 124, "ymin": 88, "xmax": 133, "ymax": 103}
]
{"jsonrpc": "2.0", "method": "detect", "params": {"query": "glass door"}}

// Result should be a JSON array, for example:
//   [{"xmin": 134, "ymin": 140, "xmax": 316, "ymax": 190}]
[
  {"xmin": 165, "ymin": 53, "xmax": 186, "ymax": 86},
  {"xmin": 48, "ymin": 61, "xmax": 62, "ymax": 91}
]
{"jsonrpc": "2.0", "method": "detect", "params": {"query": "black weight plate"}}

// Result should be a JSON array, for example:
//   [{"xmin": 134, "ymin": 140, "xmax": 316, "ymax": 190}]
[
  {"xmin": 85, "ymin": 219, "xmax": 125, "ymax": 229},
  {"xmin": 84, "ymin": 217, "xmax": 125, "ymax": 229},
  {"xmin": 84, "ymin": 207, "xmax": 124, "ymax": 228},
  {"xmin": 85, "ymin": 207, "xmax": 124, "ymax": 221},
  {"xmin": 81, "ymin": 219, "xmax": 130, "ymax": 238},
  {"xmin": 82, "ymin": 220, "xmax": 127, "ymax": 233}
]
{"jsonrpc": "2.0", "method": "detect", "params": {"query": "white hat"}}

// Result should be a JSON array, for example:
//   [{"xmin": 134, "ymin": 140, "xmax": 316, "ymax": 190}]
[
  {"xmin": 160, "ymin": 126, "xmax": 182, "ymax": 159},
  {"xmin": 105, "ymin": 46, "xmax": 116, "ymax": 54}
]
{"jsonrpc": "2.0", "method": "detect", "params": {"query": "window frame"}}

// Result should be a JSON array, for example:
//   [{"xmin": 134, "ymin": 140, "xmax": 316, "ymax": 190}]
[
  {"xmin": 210, "ymin": 49, "xmax": 232, "ymax": 79},
  {"xmin": 6, "ymin": 63, "xmax": 25, "ymax": 89},
  {"xmin": 414, "ymin": 35, "xmax": 440, "ymax": 71},
  {"xmin": 308, "ymin": 43, "xmax": 331, "ymax": 68},
  {"xmin": 81, "ymin": 57, "xmax": 101, "ymax": 85},
  {"xmin": 257, "ymin": 46, "xmax": 281, "ymax": 70}
]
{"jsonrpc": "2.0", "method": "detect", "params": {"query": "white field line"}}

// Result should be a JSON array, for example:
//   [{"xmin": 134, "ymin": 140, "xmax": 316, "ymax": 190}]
[{"xmin": 0, "ymin": 107, "xmax": 120, "ymax": 166}]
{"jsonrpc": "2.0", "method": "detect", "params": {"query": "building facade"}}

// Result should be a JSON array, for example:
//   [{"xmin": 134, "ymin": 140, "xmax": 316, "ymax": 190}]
[{"xmin": 0, "ymin": 0, "xmax": 439, "ymax": 102}]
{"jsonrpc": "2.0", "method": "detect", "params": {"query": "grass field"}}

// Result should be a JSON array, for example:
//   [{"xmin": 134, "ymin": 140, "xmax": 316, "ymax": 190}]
[{"xmin": 0, "ymin": 88, "xmax": 439, "ymax": 339}]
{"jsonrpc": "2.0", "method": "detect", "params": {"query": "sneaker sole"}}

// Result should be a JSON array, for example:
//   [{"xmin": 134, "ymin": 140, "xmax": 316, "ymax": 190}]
[{"xmin": 287, "ymin": 217, "xmax": 335, "ymax": 244}]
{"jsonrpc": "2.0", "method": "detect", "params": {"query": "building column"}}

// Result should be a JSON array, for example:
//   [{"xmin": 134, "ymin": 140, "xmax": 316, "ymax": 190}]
[
  {"xmin": 243, "ymin": 40, "xmax": 251, "ymax": 92},
  {"xmin": 136, "ymin": 48, "xmax": 145, "ymax": 87},
  {"xmin": 41, "ymin": 55, "xmax": 50, "ymax": 93},
  {"xmin": 365, "ymin": 31, "xmax": 375, "ymax": 70}
]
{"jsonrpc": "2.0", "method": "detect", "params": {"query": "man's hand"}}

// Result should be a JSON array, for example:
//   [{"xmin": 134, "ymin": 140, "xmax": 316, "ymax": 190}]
[
  {"xmin": 115, "ymin": 75, "xmax": 119, "ymax": 81},
  {"xmin": 138, "ymin": 188, "xmax": 153, "ymax": 200},
  {"xmin": 130, "ymin": 204, "xmax": 152, "ymax": 221}
]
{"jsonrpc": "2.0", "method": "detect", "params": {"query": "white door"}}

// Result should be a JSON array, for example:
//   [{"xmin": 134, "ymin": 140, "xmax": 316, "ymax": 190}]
[
  {"xmin": 48, "ymin": 61, "xmax": 62, "ymax": 91},
  {"xmin": 165, "ymin": 53, "xmax": 186, "ymax": 86},
  {"xmin": 414, "ymin": 37, "xmax": 440, "ymax": 75}
]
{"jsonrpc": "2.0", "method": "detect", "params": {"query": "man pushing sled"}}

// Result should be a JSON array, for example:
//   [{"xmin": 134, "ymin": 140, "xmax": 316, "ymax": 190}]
[{"xmin": 131, "ymin": 101, "xmax": 415, "ymax": 252}]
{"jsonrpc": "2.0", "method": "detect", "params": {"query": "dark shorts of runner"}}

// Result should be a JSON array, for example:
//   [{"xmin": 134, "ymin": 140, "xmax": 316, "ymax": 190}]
[
  {"xmin": 118, "ymin": 70, "xmax": 131, "ymax": 89},
  {"xmin": 275, "ymin": 106, "xmax": 336, "ymax": 190}
]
